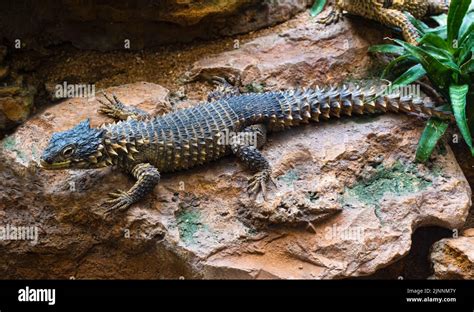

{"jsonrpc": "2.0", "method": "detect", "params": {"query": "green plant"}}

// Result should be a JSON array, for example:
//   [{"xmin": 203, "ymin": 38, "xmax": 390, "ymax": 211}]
[
  {"xmin": 369, "ymin": 0, "xmax": 474, "ymax": 162},
  {"xmin": 310, "ymin": 0, "xmax": 327, "ymax": 17}
]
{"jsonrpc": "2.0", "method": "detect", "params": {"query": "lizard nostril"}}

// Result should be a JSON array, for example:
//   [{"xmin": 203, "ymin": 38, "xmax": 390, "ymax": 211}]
[{"xmin": 40, "ymin": 156, "xmax": 52, "ymax": 164}]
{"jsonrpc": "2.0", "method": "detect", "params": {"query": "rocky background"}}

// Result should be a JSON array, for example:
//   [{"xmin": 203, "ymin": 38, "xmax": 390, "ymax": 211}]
[
  {"xmin": 0, "ymin": 0, "xmax": 313, "ymax": 50},
  {"xmin": 0, "ymin": 1, "xmax": 473, "ymax": 279}
]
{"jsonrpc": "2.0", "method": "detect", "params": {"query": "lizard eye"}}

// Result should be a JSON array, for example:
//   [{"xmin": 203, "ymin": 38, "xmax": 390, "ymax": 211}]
[{"xmin": 62, "ymin": 145, "xmax": 76, "ymax": 158}]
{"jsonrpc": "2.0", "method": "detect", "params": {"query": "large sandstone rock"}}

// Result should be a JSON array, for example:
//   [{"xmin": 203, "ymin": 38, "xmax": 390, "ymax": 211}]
[
  {"xmin": 0, "ymin": 82, "xmax": 471, "ymax": 279},
  {"xmin": 184, "ymin": 13, "xmax": 385, "ymax": 89},
  {"xmin": 430, "ymin": 230, "xmax": 474, "ymax": 279},
  {"xmin": 0, "ymin": 0, "xmax": 312, "ymax": 51}
]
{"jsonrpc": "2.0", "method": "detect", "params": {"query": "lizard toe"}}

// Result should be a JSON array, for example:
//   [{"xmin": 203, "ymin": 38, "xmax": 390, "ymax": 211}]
[
  {"xmin": 317, "ymin": 9, "xmax": 343, "ymax": 25},
  {"xmin": 247, "ymin": 171, "xmax": 273, "ymax": 201},
  {"xmin": 103, "ymin": 194, "xmax": 133, "ymax": 216},
  {"xmin": 107, "ymin": 189, "xmax": 128, "ymax": 199},
  {"xmin": 103, "ymin": 92, "xmax": 116, "ymax": 105},
  {"xmin": 269, "ymin": 177, "xmax": 278, "ymax": 188}
]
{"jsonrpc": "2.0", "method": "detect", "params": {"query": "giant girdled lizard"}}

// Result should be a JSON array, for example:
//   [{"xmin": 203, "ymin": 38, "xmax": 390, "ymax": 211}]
[{"xmin": 40, "ymin": 82, "xmax": 452, "ymax": 215}]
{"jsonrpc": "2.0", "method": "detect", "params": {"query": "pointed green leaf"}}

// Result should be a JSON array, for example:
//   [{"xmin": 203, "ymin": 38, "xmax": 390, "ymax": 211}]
[
  {"xmin": 459, "ymin": 19, "xmax": 474, "ymax": 46},
  {"xmin": 422, "ymin": 46, "xmax": 459, "ymax": 68},
  {"xmin": 415, "ymin": 118, "xmax": 449, "ymax": 162},
  {"xmin": 461, "ymin": 58, "xmax": 474, "ymax": 74},
  {"xmin": 419, "ymin": 33, "xmax": 449, "ymax": 50},
  {"xmin": 392, "ymin": 64, "xmax": 427, "ymax": 87},
  {"xmin": 310, "ymin": 0, "xmax": 327, "ymax": 17},
  {"xmin": 461, "ymin": 50, "xmax": 474, "ymax": 67},
  {"xmin": 369, "ymin": 44, "xmax": 406, "ymax": 55},
  {"xmin": 381, "ymin": 54, "xmax": 416, "ymax": 79},
  {"xmin": 458, "ymin": 20, "xmax": 474, "ymax": 63},
  {"xmin": 407, "ymin": 13, "xmax": 429, "ymax": 35},
  {"xmin": 460, "ymin": 9, "xmax": 474, "ymax": 39},
  {"xmin": 458, "ymin": 46, "xmax": 473, "ymax": 65},
  {"xmin": 427, "ymin": 25, "xmax": 448, "ymax": 39},
  {"xmin": 393, "ymin": 39, "xmax": 457, "ymax": 88},
  {"xmin": 447, "ymin": 0, "xmax": 472, "ymax": 47},
  {"xmin": 450, "ymin": 84, "xmax": 473, "ymax": 154},
  {"xmin": 431, "ymin": 13, "xmax": 448, "ymax": 26}
]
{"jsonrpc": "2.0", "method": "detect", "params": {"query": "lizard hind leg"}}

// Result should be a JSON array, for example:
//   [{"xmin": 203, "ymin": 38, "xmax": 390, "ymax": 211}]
[
  {"xmin": 231, "ymin": 124, "xmax": 277, "ymax": 200},
  {"xmin": 317, "ymin": 1, "xmax": 344, "ymax": 25},
  {"xmin": 207, "ymin": 76, "xmax": 241, "ymax": 102},
  {"xmin": 97, "ymin": 92, "xmax": 151, "ymax": 121}
]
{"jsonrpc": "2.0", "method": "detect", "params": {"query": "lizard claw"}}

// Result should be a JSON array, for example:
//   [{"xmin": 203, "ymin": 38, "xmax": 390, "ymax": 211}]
[
  {"xmin": 247, "ymin": 170, "xmax": 275, "ymax": 201},
  {"xmin": 269, "ymin": 176, "xmax": 278, "ymax": 188},
  {"xmin": 317, "ymin": 9, "xmax": 343, "ymax": 25},
  {"xmin": 103, "ymin": 189, "xmax": 134, "ymax": 216},
  {"xmin": 97, "ymin": 92, "xmax": 149, "ymax": 121},
  {"xmin": 211, "ymin": 76, "xmax": 230, "ymax": 86},
  {"xmin": 107, "ymin": 189, "xmax": 128, "ymax": 199},
  {"xmin": 105, "ymin": 93, "xmax": 125, "ymax": 109},
  {"xmin": 98, "ymin": 95, "xmax": 117, "ymax": 117},
  {"xmin": 103, "ymin": 92, "xmax": 117, "ymax": 105},
  {"xmin": 97, "ymin": 92, "xmax": 126, "ymax": 119},
  {"xmin": 207, "ymin": 76, "xmax": 241, "ymax": 102}
]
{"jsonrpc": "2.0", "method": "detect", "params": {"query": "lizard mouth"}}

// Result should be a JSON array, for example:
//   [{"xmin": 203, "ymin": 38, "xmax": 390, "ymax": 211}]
[{"xmin": 39, "ymin": 159, "xmax": 71, "ymax": 170}]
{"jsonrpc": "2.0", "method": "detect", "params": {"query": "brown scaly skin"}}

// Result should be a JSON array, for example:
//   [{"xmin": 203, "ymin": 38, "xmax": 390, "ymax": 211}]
[
  {"xmin": 319, "ymin": 0, "xmax": 450, "ymax": 45},
  {"xmin": 40, "ymin": 81, "xmax": 453, "ymax": 215}
]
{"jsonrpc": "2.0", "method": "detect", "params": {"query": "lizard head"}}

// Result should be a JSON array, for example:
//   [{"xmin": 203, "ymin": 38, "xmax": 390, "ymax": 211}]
[
  {"xmin": 40, "ymin": 119, "xmax": 109, "ymax": 170},
  {"xmin": 428, "ymin": 0, "xmax": 450, "ymax": 15}
]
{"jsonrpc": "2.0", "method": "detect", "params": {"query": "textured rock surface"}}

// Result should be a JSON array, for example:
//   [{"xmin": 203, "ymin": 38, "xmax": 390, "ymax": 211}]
[
  {"xmin": 0, "ymin": 81, "xmax": 471, "ymax": 279},
  {"xmin": 0, "ymin": 0, "xmax": 312, "ymax": 51},
  {"xmin": 0, "ymin": 84, "xmax": 36, "ymax": 133},
  {"xmin": 430, "ymin": 230, "xmax": 474, "ymax": 279},
  {"xmin": 185, "ymin": 14, "xmax": 384, "ymax": 89},
  {"xmin": 0, "ymin": 45, "xmax": 37, "ymax": 133}
]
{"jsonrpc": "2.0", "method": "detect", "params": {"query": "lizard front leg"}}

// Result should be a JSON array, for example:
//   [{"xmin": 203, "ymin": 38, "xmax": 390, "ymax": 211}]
[
  {"xmin": 98, "ymin": 93, "xmax": 151, "ymax": 121},
  {"xmin": 104, "ymin": 163, "xmax": 160, "ymax": 215},
  {"xmin": 231, "ymin": 124, "xmax": 277, "ymax": 200}
]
